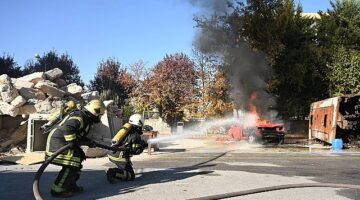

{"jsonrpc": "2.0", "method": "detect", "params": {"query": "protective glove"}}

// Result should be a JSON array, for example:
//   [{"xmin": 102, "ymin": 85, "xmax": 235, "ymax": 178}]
[
  {"xmin": 140, "ymin": 139, "xmax": 148, "ymax": 148},
  {"xmin": 131, "ymin": 143, "xmax": 144, "ymax": 155},
  {"xmin": 67, "ymin": 141, "xmax": 77, "ymax": 149},
  {"xmin": 40, "ymin": 124, "xmax": 52, "ymax": 134}
]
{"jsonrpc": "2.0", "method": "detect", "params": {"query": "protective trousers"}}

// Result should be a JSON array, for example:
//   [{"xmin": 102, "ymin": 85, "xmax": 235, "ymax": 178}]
[
  {"xmin": 109, "ymin": 158, "xmax": 135, "ymax": 181},
  {"xmin": 51, "ymin": 166, "xmax": 81, "ymax": 193}
]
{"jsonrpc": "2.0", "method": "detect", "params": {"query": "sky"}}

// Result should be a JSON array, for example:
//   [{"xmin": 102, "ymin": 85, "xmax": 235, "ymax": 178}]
[{"xmin": 0, "ymin": 0, "xmax": 331, "ymax": 84}]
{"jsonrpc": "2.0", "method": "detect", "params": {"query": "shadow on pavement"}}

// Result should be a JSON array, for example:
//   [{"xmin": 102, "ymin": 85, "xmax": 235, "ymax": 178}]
[{"xmin": 0, "ymin": 150, "xmax": 235, "ymax": 200}]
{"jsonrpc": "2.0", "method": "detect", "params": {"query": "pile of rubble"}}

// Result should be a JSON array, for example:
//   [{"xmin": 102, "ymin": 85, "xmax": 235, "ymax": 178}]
[
  {"xmin": 0, "ymin": 68, "xmax": 88, "ymax": 117},
  {"xmin": 0, "ymin": 68, "xmax": 101, "ymax": 153}
]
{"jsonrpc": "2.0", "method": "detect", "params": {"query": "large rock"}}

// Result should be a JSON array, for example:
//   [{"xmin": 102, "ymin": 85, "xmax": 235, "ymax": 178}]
[
  {"xmin": 54, "ymin": 78, "xmax": 67, "ymax": 87},
  {"xmin": 35, "ymin": 81, "xmax": 65, "ymax": 97},
  {"xmin": 0, "ymin": 102, "xmax": 19, "ymax": 117},
  {"xmin": 19, "ymin": 88, "xmax": 46, "ymax": 100},
  {"xmin": 11, "ymin": 96, "xmax": 27, "ymax": 108},
  {"xmin": 0, "ymin": 84, "xmax": 18, "ymax": 103},
  {"xmin": 18, "ymin": 104, "xmax": 37, "ymax": 115},
  {"xmin": 0, "ymin": 74, "xmax": 18, "ymax": 103},
  {"xmin": 81, "ymin": 91, "xmax": 100, "ymax": 100},
  {"xmin": 0, "ymin": 74, "xmax": 12, "ymax": 84},
  {"xmin": 45, "ymin": 68, "xmax": 63, "ymax": 81},
  {"xmin": 34, "ymin": 99, "xmax": 53, "ymax": 113},
  {"xmin": 63, "ymin": 83, "xmax": 83, "ymax": 95},
  {"xmin": 19, "ymin": 72, "xmax": 45, "ymax": 84},
  {"xmin": 11, "ymin": 78, "xmax": 34, "ymax": 90}
]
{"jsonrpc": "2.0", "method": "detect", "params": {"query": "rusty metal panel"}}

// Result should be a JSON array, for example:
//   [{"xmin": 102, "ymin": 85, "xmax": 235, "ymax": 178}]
[
  {"xmin": 309, "ymin": 97, "xmax": 339, "ymax": 144},
  {"xmin": 309, "ymin": 94, "xmax": 360, "ymax": 144}
]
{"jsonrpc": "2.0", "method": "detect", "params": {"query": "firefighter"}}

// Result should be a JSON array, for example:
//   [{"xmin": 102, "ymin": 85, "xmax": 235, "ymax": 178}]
[
  {"xmin": 40, "ymin": 100, "xmax": 78, "ymax": 133},
  {"xmin": 45, "ymin": 99, "xmax": 106, "ymax": 198},
  {"xmin": 106, "ymin": 113, "xmax": 148, "ymax": 183}
]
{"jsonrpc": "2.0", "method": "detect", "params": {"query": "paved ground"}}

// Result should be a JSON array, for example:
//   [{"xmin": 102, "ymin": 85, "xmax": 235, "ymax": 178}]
[{"xmin": 1, "ymin": 135, "xmax": 360, "ymax": 200}]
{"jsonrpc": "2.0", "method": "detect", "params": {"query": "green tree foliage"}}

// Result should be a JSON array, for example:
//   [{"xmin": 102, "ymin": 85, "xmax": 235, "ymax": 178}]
[
  {"xmin": 88, "ymin": 58, "xmax": 135, "ymax": 107},
  {"xmin": 0, "ymin": 54, "xmax": 22, "ymax": 77},
  {"xmin": 147, "ymin": 53, "xmax": 196, "ymax": 126},
  {"xmin": 195, "ymin": 0, "xmax": 329, "ymax": 119},
  {"xmin": 317, "ymin": 0, "xmax": 360, "ymax": 96},
  {"xmin": 23, "ymin": 50, "xmax": 83, "ymax": 86},
  {"xmin": 329, "ymin": 47, "xmax": 360, "ymax": 95}
]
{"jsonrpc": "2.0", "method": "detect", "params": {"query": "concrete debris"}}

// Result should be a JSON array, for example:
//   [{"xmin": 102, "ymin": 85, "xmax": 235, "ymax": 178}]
[
  {"xmin": 0, "ymin": 74, "xmax": 12, "ymax": 84},
  {"xmin": 0, "ymin": 70, "xmax": 114, "ymax": 154},
  {"xmin": 54, "ymin": 78, "xmax": 67, "ymax": 87},
  {"xmin": 0, "ymin": 84, "xmax": 18, "ymax": 103},
  {"xmin": 18, "ymin": 72, "xmax": 45, "ymax": 84},
  {"xmin": 34, "ymin": 99, "xmax": 54, "ymax": 113},
  {"xmin": 0, "ymin": 121, "xmax": 28, "ymax": 152},
  {"xmin": 35, "ymin": 81, "xmax": 66, "ymax": 97},
  {"xmin": 63, "ymin": 83, "xmax": 83, "ymax": 95},
  {"xmin": 11, "ymin": 79, "xmax": 35, "ymax": 90},
  {"xmin": 45, "ymin": 68, "xmax": 63, "ymax": 81},
  {"xmin": 19, "ymin": 88, "xmax": 46, "ymax": 100},
  {"xmin": 18, "ymin": 105, "xmax": 37, "ymax": 115},
  {"xmin": 0, "ymin": 75, "xmax": 18, "ymax": 103},
  {"xmin": 81, "ymin": 91, "xmax": 100, "ymax": 101},
  {"xmin": 0, "ymin": 102, "xmax": 19, "ymax": 117},
  {"xmin": 11, "ymin": 96, "xmax": 27, "ymax": 108}
]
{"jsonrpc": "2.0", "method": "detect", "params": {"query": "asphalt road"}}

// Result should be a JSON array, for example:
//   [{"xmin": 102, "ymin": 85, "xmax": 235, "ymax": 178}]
[{"xmin": 1, "ymin": 140, "xmax": 360, "ymax": 200}]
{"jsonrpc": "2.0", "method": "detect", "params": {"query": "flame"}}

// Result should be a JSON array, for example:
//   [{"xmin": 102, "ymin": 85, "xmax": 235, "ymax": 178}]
[{"xmin": 248, "ymin": 92, "xmax": 267, "ymax": 125}]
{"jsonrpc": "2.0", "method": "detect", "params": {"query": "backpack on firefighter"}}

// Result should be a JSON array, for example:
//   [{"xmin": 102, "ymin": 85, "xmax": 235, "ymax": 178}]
[{"xmin": 40, "ymin": 100, "xmax": 78, "ymax": 134}]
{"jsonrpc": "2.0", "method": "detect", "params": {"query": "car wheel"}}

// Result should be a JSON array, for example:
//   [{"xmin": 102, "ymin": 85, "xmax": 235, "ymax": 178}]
[{"xmin": 248, "ymin": 134, "xmax": 257, "ymax": 144}]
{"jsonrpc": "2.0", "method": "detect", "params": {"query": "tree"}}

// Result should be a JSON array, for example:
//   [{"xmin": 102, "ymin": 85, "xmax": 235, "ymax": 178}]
[
  {"xmin": 192, "ymin": 48, "xmax": 222, "ymax": 118},
  {"xmin": 128, "ymin": 60, "xmax": 151, "ymax": 113},
  {"xmin": 329, "ymin": 47, "xmax": 360, "ymax": 95},
  {"xmin": 205, "ymin": 70, "xmax": 233, "ymax": 117},
  {"xmin": 147, "ymin": 53, "xmax": 196, "ymax": 126},
  {"xmin": 317, "ymin": 0, "xmax": 360, "ymax": 96},
  {"xmin": 0, "ymin": 54, "xmax": 22, "ymax": 77},
  {"xmin": 23, "ymin": 50, "xmax": 83, "ymax": 86},
  {"xmin": 88, "ymin": 58, "xmax": 135, "ymax": 107},
  {"xmin": 194, "ymin": 0, "xmax": 330, "ymax": 119}
]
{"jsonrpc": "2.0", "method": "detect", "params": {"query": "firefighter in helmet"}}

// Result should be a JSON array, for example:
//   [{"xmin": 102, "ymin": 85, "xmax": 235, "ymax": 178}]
[
  {"xmin": 45, "ymin": 99, "xmax": 106, "ymax": 198},
  {"xmin": 106, "ymin": 113, "xmax": 148, "ymax": 183}
]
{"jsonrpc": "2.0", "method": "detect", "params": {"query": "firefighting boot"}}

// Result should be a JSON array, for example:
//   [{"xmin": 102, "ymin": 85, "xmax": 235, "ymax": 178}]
[
  {"xmin": 70, "ymin": 185, "xmax": 84, "ymax": 193},
  {"xmin": 106, "ymin": 168, "xmax": 116, "ymax": 184},
  {"xmin": 50, "ymin": 190, "xmax": 73, "ymax": 198}
]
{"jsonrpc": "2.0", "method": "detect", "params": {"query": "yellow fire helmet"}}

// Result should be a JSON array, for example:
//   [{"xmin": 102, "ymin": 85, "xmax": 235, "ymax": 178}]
[
  {"xmin": 66, "ymin": 100, "xmax": 77, "ymax": 109},
  {"xmin": 84, "ymin": 99, "xmax": 106, "ymax": 117}
]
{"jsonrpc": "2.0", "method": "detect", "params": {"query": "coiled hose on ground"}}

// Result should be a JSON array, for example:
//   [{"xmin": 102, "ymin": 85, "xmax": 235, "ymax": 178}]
[{"xmin": 33, "ymin": 141, "xmax": 127, "ymax": 200}]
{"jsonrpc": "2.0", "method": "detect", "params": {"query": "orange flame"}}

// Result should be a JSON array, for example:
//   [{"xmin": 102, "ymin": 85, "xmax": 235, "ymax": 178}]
[{"xmin": 249, "ymin": 92, "xmax": 267, "ymax": 124}]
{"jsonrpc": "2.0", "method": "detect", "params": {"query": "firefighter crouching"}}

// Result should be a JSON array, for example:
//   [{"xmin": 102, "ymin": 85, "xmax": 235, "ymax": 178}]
[
  {"xmin": 45, "ymin": 99, "xmax": 106, "ymax": 198},
  {"xmin": 106, "ymin": 113, "xmax": 148, "ymax": 183}
]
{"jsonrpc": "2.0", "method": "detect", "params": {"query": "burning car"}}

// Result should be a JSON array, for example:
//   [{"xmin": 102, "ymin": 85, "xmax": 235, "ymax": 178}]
[
  {"xmin": 228, "ymin": 121, "xmax": 285, "ymax": 144},
  {"xmin": 244, "ymin": 122, "xmax": 285, "ymax": 144}
]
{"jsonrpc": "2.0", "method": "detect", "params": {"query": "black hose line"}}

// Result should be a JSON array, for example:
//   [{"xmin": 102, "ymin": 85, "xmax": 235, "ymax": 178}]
[
  {"xmin": 189, "ymin": 183, "xmax": 360, "ymax": 200},
  {"xmin": 33, "ymin": 141, "xmax": 128, "ymax": 200}
]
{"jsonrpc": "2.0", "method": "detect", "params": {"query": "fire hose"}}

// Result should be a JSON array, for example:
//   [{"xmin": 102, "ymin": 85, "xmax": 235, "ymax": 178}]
[
  {"xmin": 32, "ymin": 140, "xmax": 128, "ymax": 200},
  {"xmin": 190, "ymin": 183, "xmax": 360, "ymax": 200}
]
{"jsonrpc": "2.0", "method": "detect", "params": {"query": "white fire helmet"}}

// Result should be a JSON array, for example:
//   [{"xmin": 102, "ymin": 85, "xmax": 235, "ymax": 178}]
[{"xmin": 129, "ymin": 113, "xmax": 144, "ymax": 127}]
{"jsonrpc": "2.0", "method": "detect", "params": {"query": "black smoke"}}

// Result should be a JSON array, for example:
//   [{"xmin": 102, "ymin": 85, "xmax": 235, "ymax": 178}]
[{"xmin": 189, "ymin": 0, "xmax": 276, "ymax": 118}]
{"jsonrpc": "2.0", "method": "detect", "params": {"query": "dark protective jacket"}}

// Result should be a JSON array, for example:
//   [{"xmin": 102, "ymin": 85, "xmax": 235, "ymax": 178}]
[
  {"xmin": 45, "ymin": 110, "xmax": 93, "ymax": 168},
  {"xmin": 107, "ymin": 123, "xmax": 144, "ymax": 162}
]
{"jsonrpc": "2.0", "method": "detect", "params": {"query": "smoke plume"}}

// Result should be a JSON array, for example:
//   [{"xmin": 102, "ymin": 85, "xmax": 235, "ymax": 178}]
[{"xmin": 190, "ymin": 0, "xmax": 276, "ymax": 119}]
